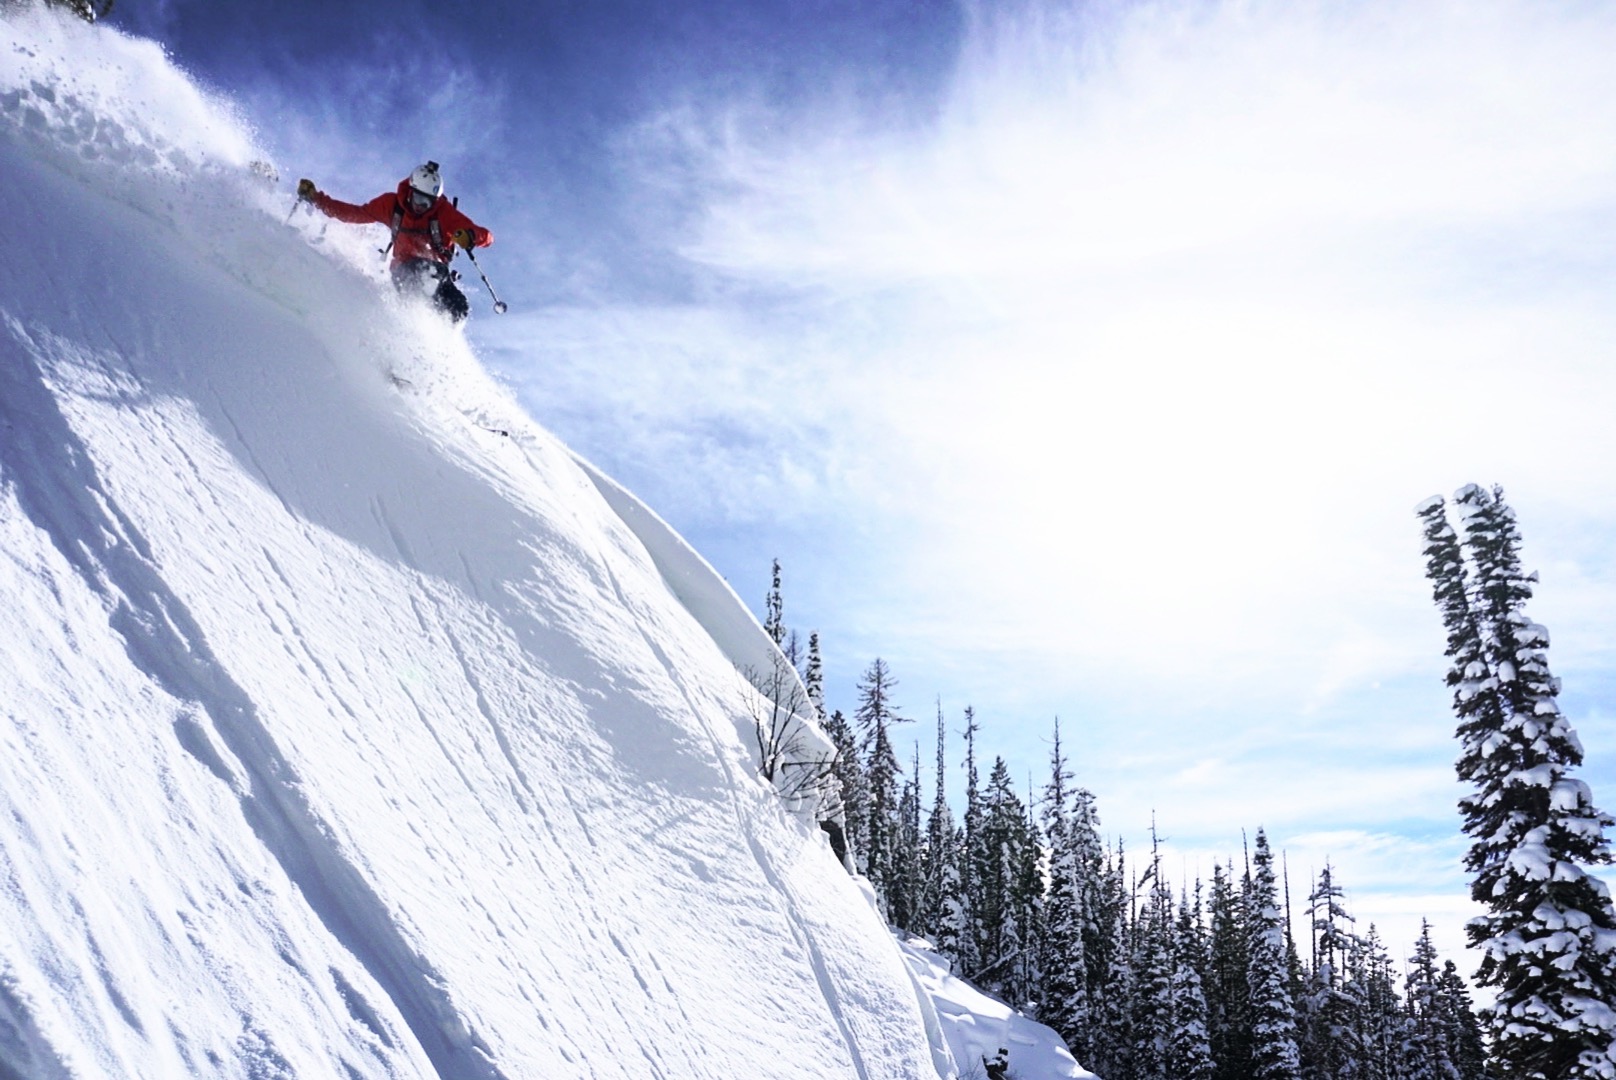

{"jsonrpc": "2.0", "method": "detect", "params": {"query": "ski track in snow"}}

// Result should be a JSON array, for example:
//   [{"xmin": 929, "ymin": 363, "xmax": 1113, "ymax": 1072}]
[
  {"xmin": 0, "ymin": 319, "xmax": 511, "ymax": 1080},
  {"xmin": 589, "ymin": 521, "xmax": 875, "ymax": 1080}
]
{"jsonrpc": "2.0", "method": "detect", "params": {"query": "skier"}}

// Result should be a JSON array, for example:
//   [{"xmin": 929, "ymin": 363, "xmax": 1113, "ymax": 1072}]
[{"xmin": 296, "ymin": 161, "xmax": 493, "ymax": 322}]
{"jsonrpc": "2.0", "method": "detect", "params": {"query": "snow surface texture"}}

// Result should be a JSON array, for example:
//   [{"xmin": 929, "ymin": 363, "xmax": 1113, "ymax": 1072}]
[
  {"xmin": 900, "ymin": 939, "xmax": 1094, "ymax": 1080},
  {"xmin": 0, "ymin": 11, "xmax": 1084, "ymax": 1079}
]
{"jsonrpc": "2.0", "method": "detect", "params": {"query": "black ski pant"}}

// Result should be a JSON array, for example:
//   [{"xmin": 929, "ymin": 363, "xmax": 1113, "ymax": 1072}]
[{"xmin": 390, "ymin": 258, "xmax": 470, "ymax": 323}]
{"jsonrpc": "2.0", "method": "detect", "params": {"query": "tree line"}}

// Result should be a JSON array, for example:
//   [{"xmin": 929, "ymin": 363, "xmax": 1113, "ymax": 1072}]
[
  {"xmin": 758, "ymin": 561, "xmax": 1492, "ymax": 1080},
  {"xmin": 766, "ymin": 480, "xmax": 1616, "ymax": 1080}
]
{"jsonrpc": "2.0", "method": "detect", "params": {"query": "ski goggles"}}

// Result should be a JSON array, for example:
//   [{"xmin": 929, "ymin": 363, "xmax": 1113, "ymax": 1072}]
[{"xmin": 406, "ymin": 188, "xmax": 435, "ymax": 214}]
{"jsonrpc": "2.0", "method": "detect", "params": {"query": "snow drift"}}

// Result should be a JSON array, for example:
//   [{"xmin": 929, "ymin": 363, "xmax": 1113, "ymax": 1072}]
[{"xmin": 0, "ymin": 11, "xmax": 996, "ymax": 1079}]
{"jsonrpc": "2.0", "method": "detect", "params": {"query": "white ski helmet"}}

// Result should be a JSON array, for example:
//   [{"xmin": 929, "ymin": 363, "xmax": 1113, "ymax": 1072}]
[{"xmin": 407, "ymin": 160, "xmax": 442, "ymax": 201}]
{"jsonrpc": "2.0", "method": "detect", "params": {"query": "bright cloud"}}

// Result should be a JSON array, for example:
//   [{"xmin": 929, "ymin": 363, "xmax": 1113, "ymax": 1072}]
[{"xmin": 586, "ymin": 0, "xmax": 1616, "ymax": 693}]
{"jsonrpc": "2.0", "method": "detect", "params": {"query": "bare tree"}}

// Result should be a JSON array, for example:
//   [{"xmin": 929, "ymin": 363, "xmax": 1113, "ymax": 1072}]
[{"xmin": 741, "ymin": 651, "xmax": 841, "ymax": 811}]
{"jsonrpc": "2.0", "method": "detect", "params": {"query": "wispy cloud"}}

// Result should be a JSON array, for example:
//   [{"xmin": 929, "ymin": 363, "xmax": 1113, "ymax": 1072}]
[{"xmin": 554, "ymin": 0, "xmax": 1616, "ymax": 696}]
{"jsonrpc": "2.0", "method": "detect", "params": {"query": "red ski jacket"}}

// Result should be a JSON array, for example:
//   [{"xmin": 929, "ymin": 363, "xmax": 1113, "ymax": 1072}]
[{"xmin": 310, "ymin": 180, "xmax": 493, "ymax": 266}]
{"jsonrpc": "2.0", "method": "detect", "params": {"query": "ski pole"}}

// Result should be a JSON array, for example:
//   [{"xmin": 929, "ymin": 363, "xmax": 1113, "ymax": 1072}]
[
  {"xmin": 463, "ymin": 248, "xmax": 508, "ymax": 314},
  {"xmin": 287, "ymin": 198, "xmax": 326, "ymax": 241}
]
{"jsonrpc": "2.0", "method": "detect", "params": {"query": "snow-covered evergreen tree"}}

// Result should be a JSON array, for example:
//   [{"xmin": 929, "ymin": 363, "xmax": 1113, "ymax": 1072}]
[
  {"xmin": 1071, "ymin": 784, "xmax": 1109, "ymax": 1013},
  {"xmin": 971, "ymin": 753, "xmax": 1011, "ymax": 988},
  {"xmin": 1436, "ymin": 960, "xmax": 1489, "ymax": 1080},
  {"xmin": 1350, "ymin": 924, "xmax": 1404, "ymax": 1080},
  {"xmin": 978, "ymin": 757, "xmax": 1019, "ymax": 977},
  {"xmin": 1131, "ymin": 855, "xmax": 1177, "ymax": 1080},
  {"xmin": 1404, "ymin": 920, "xmax": 1460, "ymax": 1080},
  {"xmin": 953, "ymin": 706, "xmax": 984, "ymax": 978},
  {"xmin": 1011, "ymin": 791, "xmax": 1047, "ymax": 1010},
  {"xmin": 804, "ymin": 630, "xmax": 825, "ymax": 720},
  {"xmin": 822, "ymin": 707, "xmax": 865, "ymax": 870},
  {"xmin": 914, "ymin": 701, "xmax": 955, "ymax": 942},
  {"xmin": 1040, "ymin": 718, "xmax": 1091, "ymax": 1055},
  {"xmin": 1300, "ymin": 864, "xmax": 1365, "ymax": 1080},
  {"xmin": 1420, "ymin": 486, "xmax": 1616, "ymax": 1079},
  {"xmin": 764, "ymin": 558, "xmax": 785, "ymax": 646},
  {"xmin": 1170, "ymin": 890, "xmax": 1218, "ymax": 1080},
  {"xmin": 1248, "ymin": 830, "xmax": 1303, "ymax": 1080},
  {"xmin": 889, "ymin": 745, "xmax": 924, "ymax": 931},
  {"xmin": 1093, "ymin": 843, "xmax": 1138, "ymax": 1080},
  {"xmin": 974, "ymin": 755, "xmax": 1038, "ymax": 1002},
  {"xmin": 855, "ymin": 657, "xmax": 909, "ymax": 915},
  {"xmin": 1209, "ymin": 861, "xmax": 1253, "ymax": 1080},
  {"xmin": 929, "ymin": 822, "xmax": 965, "ymax": 966}
]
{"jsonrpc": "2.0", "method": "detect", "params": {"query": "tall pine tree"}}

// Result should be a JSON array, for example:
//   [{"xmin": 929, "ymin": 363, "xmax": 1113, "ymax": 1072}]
[
  {"xmin": 803, "ymin": 631, "xmax": 824, "ymax": 721},
  {"xmin": 951, "ymin": 706, "xmax": 984, "ymax": 978},
  {"xmin": 1299, "ymin": 863, "xmax": 1364, "ymax": 1080},
  {"xmin": 1011, "ymin": 786, "xmax": 1046, "ymax": 1010},
  {"xmin": 1170, "ymin": 890, "xmax": 1217, "ymax": 1080},
  {"xmin": 1131, "ymin": 848, "xmax": 1177, "ymax": 1080},
  {"xmin": 763, "ymin": 558, "xmax": 785, "ymax": 646},
  {"xmin": 855, "ymin": 658, "xmax": 909, "ymax": 915},
  {"xmin": 974, "ymin": 755, "xmax": 1039, "ymax": 1003},
  {"xmin": 1093, "ymin": 843, "xmax": 1138, "ymax": 1080},
  {"xmin": 889, "ymin": 744, "xmax": 924, "ymax": 931},
  {"xmin": 1350, "ymin": 924, "xmax": 1404, "ymax": 1080},
  {"xmin": 1248, "ymin": 830, "xmax": 1303, "ymax": 1080},
  {"xmin": 1420, "ymin": 486, "xmax": 1616, "ymax": 1079},
  {"xmin": 822, "ymin": 708, "xmax": 864, "ymax": 872},
  {"xmin": 1208, "ymin": 861, "xmax": 1253, "ymax": 1080},
  {"xmin": 915, "ymin": 701, "xmax": 956, "ymax": 943},
  {"xmin": 1071, "ymin": 782, "xmax": 1110, "ymax": 1024},
  {"xmin": 1436, "ymin": 959, "xmax": 1489, "ymax": 1080},
  {"xmin": 1403, "ymin": 919, "xmax": 1460, "ymax": 1080},
  {"xmin": 1040, "ymin": 718, "xmax": 1091, "ymax": 1058}
]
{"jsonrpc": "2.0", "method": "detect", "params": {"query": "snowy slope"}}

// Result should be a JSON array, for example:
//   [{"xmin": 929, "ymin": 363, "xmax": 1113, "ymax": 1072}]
[
  {"xmin": 899, "ymin": 939, "xmax": 1093, "ymax": 1080},
  {"xmin": 0, "ymin": 11, "xmax": 956, "ymax": 1079}
]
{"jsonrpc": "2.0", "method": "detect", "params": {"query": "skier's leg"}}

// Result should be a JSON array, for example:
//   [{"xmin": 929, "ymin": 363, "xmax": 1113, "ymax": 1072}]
[{"xmin": 433, "ymin": 276, "xmax": 471, "ymax": 323}]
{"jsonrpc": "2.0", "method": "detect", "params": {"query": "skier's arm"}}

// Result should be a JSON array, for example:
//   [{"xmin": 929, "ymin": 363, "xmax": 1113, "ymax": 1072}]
[{"xmin": 306, "ymin": 189, "xmax": 396, "ymax": 227}]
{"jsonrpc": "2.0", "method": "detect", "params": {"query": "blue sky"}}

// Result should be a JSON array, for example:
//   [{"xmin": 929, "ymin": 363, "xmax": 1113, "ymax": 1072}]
[{"xmin": 110, "ymin": 0, "xmax": 1616, "ymax": 964}]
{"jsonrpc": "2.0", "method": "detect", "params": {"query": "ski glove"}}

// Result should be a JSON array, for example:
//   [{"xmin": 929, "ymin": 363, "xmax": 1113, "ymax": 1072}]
[
  {"xmin": 297, "ymin": 178, "xmax": 317, "ymax": 200},
  {"xmin": 452, "ymin": 228, "xmax": 477, "ymax": 250}
]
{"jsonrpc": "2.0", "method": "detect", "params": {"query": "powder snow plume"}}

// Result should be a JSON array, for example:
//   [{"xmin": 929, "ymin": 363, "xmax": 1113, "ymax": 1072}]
[{"xmin": 0, "ymin": 9, "xmax": 1065, "ymax": 1079}]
